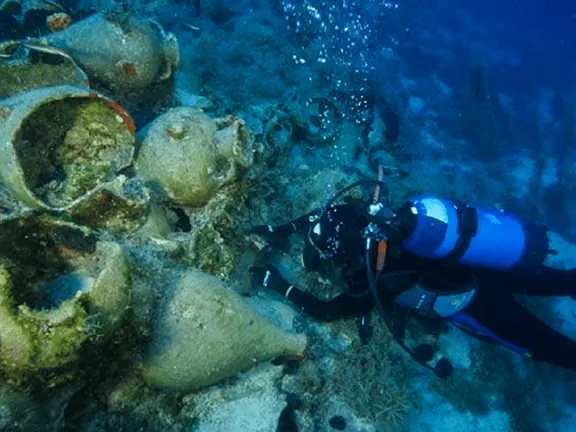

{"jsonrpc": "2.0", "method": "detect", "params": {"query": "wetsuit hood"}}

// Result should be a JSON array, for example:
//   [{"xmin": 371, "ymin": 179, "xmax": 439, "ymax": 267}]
[{"xmin": 303, "ymin": 204, "xmax": 366, "ymax": 272}]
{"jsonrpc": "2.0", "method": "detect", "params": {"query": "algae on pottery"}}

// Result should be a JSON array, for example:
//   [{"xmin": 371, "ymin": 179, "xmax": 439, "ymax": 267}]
[
  {"xmin": 0, "ymin": 215, "xmax": 131, "ymax": 385},
  {"xmin": 0, "ymin": 85, "xmax": 135, "ymax": 211},
  {"xmin": 136, "ymin": 108, "xmax": 254, "ymax": 207},
  {"xmin": 65, "ymin": 175, "xmax": 150, "ymax": 233},
  {"xmin": 142, "ymin": 270, "xmax": 306, "ymax": 392},
  {"xmin": 184, "ymin": 184, "xmax": 250, "ymax": 277},
  {"xmin": 0, "ymin": 40, "xmax": 88, "ymax": 98}
]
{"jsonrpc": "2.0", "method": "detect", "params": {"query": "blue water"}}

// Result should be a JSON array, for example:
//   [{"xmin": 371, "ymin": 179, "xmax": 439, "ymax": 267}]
[{"xmin": 1, "ymin": 1, "xmax": 576, "ymax": 431}]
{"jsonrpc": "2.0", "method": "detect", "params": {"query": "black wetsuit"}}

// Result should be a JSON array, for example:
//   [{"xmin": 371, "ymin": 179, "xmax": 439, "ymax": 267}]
[{"xmin": 252, "ymin": 204, "xmax": 576, "ymax": 373}]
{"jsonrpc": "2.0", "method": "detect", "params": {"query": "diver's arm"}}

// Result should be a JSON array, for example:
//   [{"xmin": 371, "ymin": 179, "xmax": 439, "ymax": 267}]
[
  {"xmin": 250, "ymin": 210, "xmax": 320, "ymax": 239},
  {"xmin": 284, "ymin": 287, "xmax": 375, "ymax": 321},
  {"xmin": 250, "ymin": 264, "xmax": 374, "ymax": 321},
  {"xmin": 251, "ymin": 203, "xmax": 360, "ymax": 240}
]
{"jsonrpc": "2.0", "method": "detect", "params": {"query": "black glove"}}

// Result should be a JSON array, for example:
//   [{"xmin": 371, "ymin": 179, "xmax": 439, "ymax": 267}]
[
  {"xmin": 250, "ymin": 264, "xmax": 290, "ymax": 295},
  {"xmin": 250, "ymin": 224, "xmax": 277, "ymax": 237},
  {"xmin": 248, "ymin": 224, "xmax": 287, "ymax": 249}
]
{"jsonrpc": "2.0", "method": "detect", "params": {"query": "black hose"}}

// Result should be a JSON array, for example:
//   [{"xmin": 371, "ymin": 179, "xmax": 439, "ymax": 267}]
[
  {"xmin": 366, "ymin": 239, "xmax": 389, "ymax": 319},
  {"xmin": 365, "ymin": 239, "xmax": 442, "ymax": 375}
]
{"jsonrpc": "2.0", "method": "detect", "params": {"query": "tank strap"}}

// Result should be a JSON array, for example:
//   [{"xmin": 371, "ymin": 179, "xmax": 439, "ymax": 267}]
[{"xmin": 444, "ymin": 201, "xmax": 478, "ymax": 262}]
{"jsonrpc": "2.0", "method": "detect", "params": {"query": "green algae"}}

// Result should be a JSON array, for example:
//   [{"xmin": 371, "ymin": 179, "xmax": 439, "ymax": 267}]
[
  {"xmin": 0, "ymin": 216, "xmax": 132, "ymax": 388},
  {"xmin": 19, "ymin": 300, "xmax": 89, "ymax": 370},
  {"xmin": 14, "ymin": 98, "xmax": 134, "ymax": 208},
  {"xmin": 0, "ymin": 55, "xmax": 88, "ymax": 99},
  {"xmin": 188, "ymin": 184, "xmax": 249, "ymax": 277}
]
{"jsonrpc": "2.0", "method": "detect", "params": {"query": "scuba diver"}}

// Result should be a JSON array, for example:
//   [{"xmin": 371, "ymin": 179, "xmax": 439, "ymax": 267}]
[{"xmin": 249, "ymin": 178, "xmax": 576, "ymax": 378}]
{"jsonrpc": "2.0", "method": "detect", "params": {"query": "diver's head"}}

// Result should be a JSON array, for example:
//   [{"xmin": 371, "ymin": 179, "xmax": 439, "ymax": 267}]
[{"xmin": 303, "ymin": 205, "xmax": 364, "ymax": 271}]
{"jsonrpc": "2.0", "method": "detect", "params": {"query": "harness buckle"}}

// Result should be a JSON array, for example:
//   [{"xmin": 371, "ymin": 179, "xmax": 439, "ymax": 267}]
[{"xmin": 365, "ymin": 222, "xmax": 389, "ymax": 242}]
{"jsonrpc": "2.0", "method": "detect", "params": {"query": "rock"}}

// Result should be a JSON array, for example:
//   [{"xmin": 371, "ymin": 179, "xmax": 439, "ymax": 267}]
[
  {"xmin": 544, "ymin": 231, "xmax": 576, "ymax": 270},
  {"xmin": 187, "ymin": 364, "xmax": 287, "ymax": 432}
]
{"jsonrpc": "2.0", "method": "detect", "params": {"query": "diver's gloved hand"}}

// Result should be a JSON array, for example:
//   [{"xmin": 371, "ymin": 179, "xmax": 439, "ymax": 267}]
[
  {"xmin": 248, "ymin": 224, "xmax": 287, "ymax": 249},
  {"xmin": 250, "ymin": 264, "xmax": 291, "ymax": 295},
  {"xmin": 250, "ymin": 224, "xmax": 277, "ymax": 237}
]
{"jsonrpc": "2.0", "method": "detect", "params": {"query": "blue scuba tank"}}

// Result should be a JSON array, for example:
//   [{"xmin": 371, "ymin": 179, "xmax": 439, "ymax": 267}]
[{"xmin": 394, "ymin": 196, "xmax": 549, "ymax": 270}]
